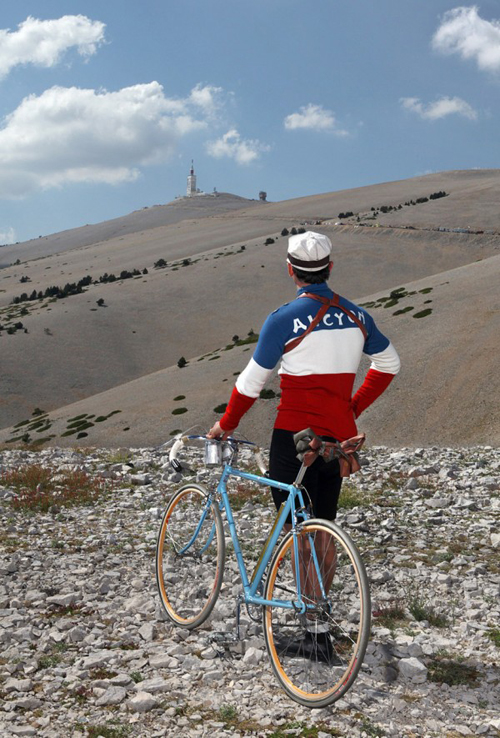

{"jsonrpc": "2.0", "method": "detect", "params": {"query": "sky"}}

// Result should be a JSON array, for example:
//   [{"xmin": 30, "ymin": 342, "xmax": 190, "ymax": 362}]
[{"xmin": 1, "ymin": 0, "xmax": 500, "ymax": 244}]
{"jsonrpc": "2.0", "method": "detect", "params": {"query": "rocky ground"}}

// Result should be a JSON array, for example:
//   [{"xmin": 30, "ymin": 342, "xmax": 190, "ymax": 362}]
[{"xmin": 0, "ymin": 441, "xmax": 499, "ymax": 738}]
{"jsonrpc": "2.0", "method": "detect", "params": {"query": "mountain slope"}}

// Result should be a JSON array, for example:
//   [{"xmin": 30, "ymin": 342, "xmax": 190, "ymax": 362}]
[
  {"xmin": 1, "ymin": 169, "xmax": 499, "ymax": 443},
  {"xmin": 0, "ymin": 192, "xmax": 265, "ymax": 268},
  {"xmin": 1, "ymin": 253, "xmax": 498, "ymax": 448}
]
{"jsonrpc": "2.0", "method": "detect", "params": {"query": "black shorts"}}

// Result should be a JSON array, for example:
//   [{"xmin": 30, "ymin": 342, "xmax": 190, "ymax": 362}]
[{"xmin": 268, "ymin": 428, "xmax": 342, "ymax": 522}]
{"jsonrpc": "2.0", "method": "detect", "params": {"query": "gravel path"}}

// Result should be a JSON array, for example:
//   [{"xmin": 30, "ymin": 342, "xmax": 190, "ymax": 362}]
[{"xmin": 1, "ymin": 444, "xmax": 499, "ymax": 738}]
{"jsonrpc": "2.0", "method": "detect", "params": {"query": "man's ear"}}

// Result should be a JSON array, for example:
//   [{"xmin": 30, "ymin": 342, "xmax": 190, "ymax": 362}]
[
  {"xmin": 287, "ymin": 263, "xmax": 294, "ymax": 277},
  {"xmin": 328, "ymin": 261, "xmax": 333, "ymax": 273}
]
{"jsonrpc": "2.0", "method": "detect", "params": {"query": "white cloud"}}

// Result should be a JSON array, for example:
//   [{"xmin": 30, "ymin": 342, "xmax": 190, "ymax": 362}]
[
  {"xmin": 401, "ymin": 95, "xmax": 478, "ymax": 120},
  {"xmin": 0, "ymin": 15, "xmax": 106, "ymax": 80},
  {"xmin": 206, "ymin": 129, "xmax": 270, "ymax": 165},
  {"xmin": 284, "ymin": 103, "xmax": 348, "ymax": 135},
  {"xmin": 0, "ymin": 82, "xmax": 212, "ymax": 198},
  {"xmin": 188, "ymin": 83, "xmax": 224, "ymax": 115},
  {"xmin": 0, "ymin": 226, "xmax": 15, "ymax": 244},
  {"xmin": 432, "ymin": 6, "xmax": 500, "ymax": 72}
]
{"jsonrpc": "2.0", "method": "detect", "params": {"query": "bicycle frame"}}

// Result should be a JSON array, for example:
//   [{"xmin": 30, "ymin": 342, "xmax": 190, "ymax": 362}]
[
  {"xmin": 215, "ymin": 463, "xmax": 326, "ymax": 613},
  {"xmin": 159, "ymin": 435, "xmax": 372, "ymax": 708}
]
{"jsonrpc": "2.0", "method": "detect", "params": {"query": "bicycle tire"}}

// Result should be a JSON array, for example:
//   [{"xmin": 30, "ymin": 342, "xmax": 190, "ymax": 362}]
[
  {"xmin": 156, "ymin": 484, "xmax": 225, "ymax": 629},
  {"xmin": 263, "ymin": 518, "xmax": 370, "ymax": 708}
]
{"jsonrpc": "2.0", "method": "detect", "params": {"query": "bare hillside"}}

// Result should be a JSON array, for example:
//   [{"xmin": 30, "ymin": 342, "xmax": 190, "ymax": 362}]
[
  {"xmin": 1, "ymin": 169, "xmax": 499, "ymax": 443},
  {"xmin": 1, "ymin": 253, "xmax": 498, "ymax": 449},
  {"xmin": 0, "ymin": 193, "xmax": 265, "ymax": 268},
  {"xmin": 2, "ymin": 168, "xmax": 499, "ymax": 269}
]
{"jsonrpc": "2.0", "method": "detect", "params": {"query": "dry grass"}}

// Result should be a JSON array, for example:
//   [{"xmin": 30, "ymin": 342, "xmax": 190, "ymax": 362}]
[
  {"xmin": 427, "ymin": 652, "xmax": 480, "ymax": 686},
  {"xmin": 372, "ymin": 599, "xmax": 407, "ymax": 629},
  {"xmin": 2, "ymin": 465, "xmax": 112, "ymax": 512}
]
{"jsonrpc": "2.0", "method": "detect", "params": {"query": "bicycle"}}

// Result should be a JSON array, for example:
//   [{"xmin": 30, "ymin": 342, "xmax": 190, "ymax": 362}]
[{"xmin": 155, "ymin": 431, "xmax": 371, "ymax": 708}]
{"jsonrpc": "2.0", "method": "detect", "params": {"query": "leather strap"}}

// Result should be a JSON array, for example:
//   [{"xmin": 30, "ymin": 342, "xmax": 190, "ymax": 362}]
[
  {"xmin": 297, "ymin": 430, "xmax": 366, "ymax": 477},
  {"xmin": 302, "ymin": 433, "xmax": 365, "ymax": 477},
  {"xmin": 283, "ymin": 292, "xmax": 367, "ymax": 354}
]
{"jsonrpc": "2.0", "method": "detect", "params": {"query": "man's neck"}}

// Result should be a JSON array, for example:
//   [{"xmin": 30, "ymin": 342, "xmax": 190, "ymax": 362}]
[{"xmin": 296, "ymin": 282, "xmax": 328, "ymax": 291}]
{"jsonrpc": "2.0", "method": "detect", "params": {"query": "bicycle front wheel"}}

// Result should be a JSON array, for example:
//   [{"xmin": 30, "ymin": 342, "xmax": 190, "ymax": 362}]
[
  {"xmin": 156, "ymin": 484, "xmax": 225, "ymax": 629},
  {"xmin": 263, "ymin": 519, "xmax": 370, "ymax": 708}
]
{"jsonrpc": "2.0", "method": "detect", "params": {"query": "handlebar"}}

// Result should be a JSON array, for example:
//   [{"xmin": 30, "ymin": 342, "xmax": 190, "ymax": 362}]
[{"xmin": 168, "ymin": 434, "xmax": 268, "ymax": 475}]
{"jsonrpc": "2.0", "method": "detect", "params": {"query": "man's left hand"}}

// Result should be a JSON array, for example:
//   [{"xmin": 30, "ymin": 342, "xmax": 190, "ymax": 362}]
[{"xmin": 207, "ymin": 421, "xmax": 234, "ymax": 440}]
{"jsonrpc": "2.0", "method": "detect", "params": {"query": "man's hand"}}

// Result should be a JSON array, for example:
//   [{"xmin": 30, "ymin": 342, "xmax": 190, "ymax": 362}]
[{"xmin": 207, "ymin": 421, "xmax": 234, "ymax": 440}]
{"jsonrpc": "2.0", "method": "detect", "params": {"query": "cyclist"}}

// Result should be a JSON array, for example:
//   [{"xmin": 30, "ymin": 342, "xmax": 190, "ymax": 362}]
[{"xmin": 208, "ymin": 231, "xmax": 400, "ymax": 658}]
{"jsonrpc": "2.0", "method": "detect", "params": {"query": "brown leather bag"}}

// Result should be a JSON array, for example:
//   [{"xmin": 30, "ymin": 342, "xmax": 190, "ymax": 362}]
[
  {"xmin": 284, "ymin": 292, "xmax": 367, "ymax": 354},
  {"xmin": 294, "ymin": 428, "xmax": 366, "ymax": 478}
]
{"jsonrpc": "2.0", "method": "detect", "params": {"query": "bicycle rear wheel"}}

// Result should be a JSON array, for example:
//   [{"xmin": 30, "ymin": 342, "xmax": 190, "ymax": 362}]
[
  {"xmin": 156, "ymin": 484, "xmax": 225, "ymax": 628},
  {"xmin": 263, "ymin": 519, "xmax": 370, "ymax": 708}
]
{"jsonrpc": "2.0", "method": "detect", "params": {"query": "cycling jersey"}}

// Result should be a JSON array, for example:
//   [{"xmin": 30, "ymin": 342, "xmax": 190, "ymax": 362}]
[{"xmin": 220, "ymin": 282, "xmax": 400, "ymax": 440}]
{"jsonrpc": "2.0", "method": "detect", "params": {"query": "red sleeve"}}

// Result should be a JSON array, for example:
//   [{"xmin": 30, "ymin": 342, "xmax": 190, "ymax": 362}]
[
  {"xmin": 351, "ymin": 369, "xmax": 395, "ymax": 418},
  {"xmin": 219, "ymin": 386, "xmax": 257, "ymax": 431}
]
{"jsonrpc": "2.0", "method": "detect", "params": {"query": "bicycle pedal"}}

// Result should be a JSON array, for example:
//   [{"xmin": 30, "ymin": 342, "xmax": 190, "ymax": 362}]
[{"xmin": 209, "ymin": 631, "xmax": 240, "ymax": 647}]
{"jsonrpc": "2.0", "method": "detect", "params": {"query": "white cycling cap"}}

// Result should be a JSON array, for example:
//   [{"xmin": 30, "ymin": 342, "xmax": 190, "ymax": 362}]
[{"xmin": 287, "ymin": 231, "xmax": 332, "ymax": 272}]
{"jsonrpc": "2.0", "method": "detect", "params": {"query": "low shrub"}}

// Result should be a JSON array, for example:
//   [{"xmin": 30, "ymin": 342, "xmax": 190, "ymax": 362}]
[
  {"xmin": 372, "ymin": 599, "xmax": 407, "ymax": 628},
  {"xmin": 487, "ymin": 628, "xmax": 500, "ymax": 647},
  {"xmin": 427, "ymin": 653, "xmax": 479, "ymax": 686},
  {"xmin": 338, "ymin": 482, "xmax": 372, "ymax": 509},
  {"xmin": 259, "ymin": 388, "xmax": 277, "ymax": 399},
  {"xmin": 4, "ymin": 466, "xmax": 111, "ymax": 512}
]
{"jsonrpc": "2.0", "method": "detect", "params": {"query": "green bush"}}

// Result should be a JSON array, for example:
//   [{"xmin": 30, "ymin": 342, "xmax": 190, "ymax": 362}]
[
  {"xmin": 61, "ymin": 422, "xmax": 95, "ymax": 437},
  {"xmin": 427, "ymin": 654, "xmax": 479, "ymax": 686},
  {"xmin": 172, "ymin": 407, "xmax": 188, "ymax": 415},
  {"xmin": 487, "ymin": 628, "xmax": 500, "ymax": 647},
  {"xmin": 408, "ymin": 596, "xmax": 448, "ymax": 627}
]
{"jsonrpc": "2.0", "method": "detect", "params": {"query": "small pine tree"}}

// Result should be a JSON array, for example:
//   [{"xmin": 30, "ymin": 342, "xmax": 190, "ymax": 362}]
[{"xmin": 177, "ymin": 357, "xmax": 187, "ymax": 368}]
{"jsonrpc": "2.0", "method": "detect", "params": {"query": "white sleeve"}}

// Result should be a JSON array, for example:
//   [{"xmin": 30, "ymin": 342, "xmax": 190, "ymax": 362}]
[
  {"xmin": 368, "ymin": 342, "xmax": 401, "ymax": 374},
  {"xmin": 235, "ymin": 358, "xmax": 274, "ymax": 398}
]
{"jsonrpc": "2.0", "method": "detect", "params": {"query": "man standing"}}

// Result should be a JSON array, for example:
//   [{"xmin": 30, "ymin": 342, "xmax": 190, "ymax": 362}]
[{"xmin": 208, "ymin": 230, "xmax": 400, "ymax": 525}]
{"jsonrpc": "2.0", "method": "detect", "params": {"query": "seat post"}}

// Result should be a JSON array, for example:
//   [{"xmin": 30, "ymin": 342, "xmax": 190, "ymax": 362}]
[{"xmin": 294, "ymin": 461, "xmax": 308, "ymax": 487}]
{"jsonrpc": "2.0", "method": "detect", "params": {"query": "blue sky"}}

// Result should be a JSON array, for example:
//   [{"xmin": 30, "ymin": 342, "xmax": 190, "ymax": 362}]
[{"xmin": 1, "ymin": 0, "xmax": 500, "ymax": 243}]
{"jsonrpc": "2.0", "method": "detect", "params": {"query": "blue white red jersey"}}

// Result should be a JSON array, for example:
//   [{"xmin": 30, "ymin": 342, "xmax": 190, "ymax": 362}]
[{"xmin": 220, "ymin": 283, "xmax": 400, "ymax": 440}]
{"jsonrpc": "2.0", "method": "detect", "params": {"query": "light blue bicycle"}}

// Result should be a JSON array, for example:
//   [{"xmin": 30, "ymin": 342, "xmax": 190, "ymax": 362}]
[{"xmin": 155, "ymin": 433, "xmax": 371, "ymax": 708}]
